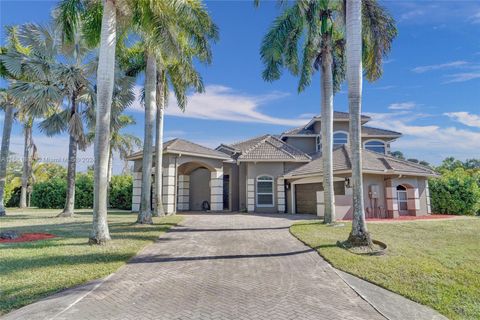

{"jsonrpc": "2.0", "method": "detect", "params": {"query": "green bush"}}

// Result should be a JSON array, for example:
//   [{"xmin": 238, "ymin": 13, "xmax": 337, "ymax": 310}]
[
  {"xmin": 429, "ymin": 168, "xmax": 480, "ymax": 215},
  {"xmin": 109, "ymin": 175, "xmax": 133, "ymax": 210},
  {"xmin": 31, "ymin": 178, "xmax": 67, "ymax": 209},
  {"xmin": 74, "ymin": 173, "xmax": 94, "ymax": 208},
  {"xmin": 30, "ymin": 173, "xmax": 132, "ymax": 210},
  {"xmin": 5, "ymin": 186, "xmax": 21, "ymax": 207}
]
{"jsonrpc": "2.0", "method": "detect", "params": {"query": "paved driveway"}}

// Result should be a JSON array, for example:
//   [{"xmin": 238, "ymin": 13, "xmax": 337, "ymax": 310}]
[{"xmin": 3, "ymin": 213, "xmax": 384, "ymax": 320}]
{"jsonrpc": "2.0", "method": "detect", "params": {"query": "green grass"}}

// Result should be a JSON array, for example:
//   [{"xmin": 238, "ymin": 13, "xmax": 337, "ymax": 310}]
[
  {"xmin": 290, "ymin": 218, "xmax": 480, "ymax": 320},
  {"xmin": 0, "ymin": 208, "xmax": 182, "ymax": 315}
]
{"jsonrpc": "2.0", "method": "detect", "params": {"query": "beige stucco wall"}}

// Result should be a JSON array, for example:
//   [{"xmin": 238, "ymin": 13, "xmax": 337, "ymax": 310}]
[
  {"xmin": 189, "ymin": 168, "xmax": 211, "ymax": 210},
  {"xmin": 283, "ymin": 137, "xmax": 316, "ymax": 154}
]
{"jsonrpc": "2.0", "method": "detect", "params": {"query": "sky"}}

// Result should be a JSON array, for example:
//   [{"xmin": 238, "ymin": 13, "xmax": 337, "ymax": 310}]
[{"xmin": 1, "ymin": 0, "xmax": 479, "ymax": 173}]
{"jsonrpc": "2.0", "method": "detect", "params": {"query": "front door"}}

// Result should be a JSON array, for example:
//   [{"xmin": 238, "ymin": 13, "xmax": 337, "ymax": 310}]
[
  {"xmin": 396, "ymin": 185, "xmax": 408, "ymax": 215},
  {"xmin": 223, "ymin": 175, "xmax": 230, "ymax": 210}
]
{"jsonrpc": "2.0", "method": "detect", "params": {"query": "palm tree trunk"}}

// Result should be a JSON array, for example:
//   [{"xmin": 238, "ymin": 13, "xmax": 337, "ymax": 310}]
[
  {"xmin": 346, "ymin": 0, "xmax": 372, "ymax": 247},
  {"xmin": 59, "ymin": 135, "xmax": 78, "ymax": 217},
  {"xmin": 0, "ymin": 104, "xmax": 14, "ymax": 216},
  {"xmin": 20, "ymin": 121, "xmax": 32, "ymax": 209},
  {"xmin": 89, "ymin": 0, "xmax": 116, "ymax": 245},
  {"xmin": 137, "ymin": 51, "xmax": 156, "ymax": 224},
  {"xmin": 321, "ymin": 35, "xmax": 336, "ymax": 224},
  {"xmin": 153, "ymin": 70, "xmax": 165, "ymax": 217},
  {"xmin": 107, "ymin": 147, "xmax": 113, "ymax": 208},
  {"xmin": 59, "ymin": 95, "xmax": 79, "ymax": 217}
]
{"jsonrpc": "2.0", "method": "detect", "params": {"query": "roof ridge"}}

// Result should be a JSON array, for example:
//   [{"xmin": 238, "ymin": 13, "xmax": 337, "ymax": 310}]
[
  {"xmin": 242, "ymin": 134, "xmax": 272, "ymax": 155},
  {"xmin": 363, "ymin": 148, "xmax": 435, "ymax": 173},
  {"xmin": 362, "ymin": 125, "xmax": 402, "ymax": 135},
  {"xmin": 264, "ymin": 138, "xmax": 296, "ymax": 160},
  {"xmin": 229, "ymin": 134, "xmax": 270, "ymax": 148},
  {"xmin": 270, "ymin": 135, "xmax": 312, "ymax": 160}
]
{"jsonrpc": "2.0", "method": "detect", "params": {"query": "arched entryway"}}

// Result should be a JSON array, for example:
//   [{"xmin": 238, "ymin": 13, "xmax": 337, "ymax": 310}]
[
  {"xmin": 395, "ymin": 183, "xmax": 418, "ymax": 216},
  {"xmin": 396, "ymin": 185, "xmax": 408, "ymax": 215},
  {"xmin": 177, "ymin": 161, "xmax": 224, "ymax": 212}
]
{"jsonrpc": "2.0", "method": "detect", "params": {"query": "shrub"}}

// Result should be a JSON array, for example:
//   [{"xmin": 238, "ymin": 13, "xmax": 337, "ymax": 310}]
[
  {"xmin": 5, "ymin": 186, "xmax": 21, "ymax": 207},
  {"xmin": 109, "ymin": 175, "xmax": 133, "ymax": 210},
  {"xmin": 74, "ymin": 173, "xmax": 94, "ymax": 208},
  {"xmin": 31, "ymin": 178, "xmax": 67, "ymax": 209},
  {"xmin": 429, "ymin": 168, "xmax": 480, "ymax": 215}
]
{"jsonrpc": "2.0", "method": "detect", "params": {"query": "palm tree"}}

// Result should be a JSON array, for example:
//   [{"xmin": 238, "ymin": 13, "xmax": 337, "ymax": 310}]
[
  {"xmin": 2, "ymin": 23, "xmax": 93, "ymax": 217},
  {"xmin": 259, "ymin": 0, "xmax": 345, "ymax": 223},
  {"xmin": 344, "ymin": 0, "xmax": 396, "ymax": 246},
  {"xmin": 121, "ymin": 1, "xmax": 217, "ymax": 224},
  {"xmin": 0, "ymin": 90, "xmax": 15, "ymax": 216}
]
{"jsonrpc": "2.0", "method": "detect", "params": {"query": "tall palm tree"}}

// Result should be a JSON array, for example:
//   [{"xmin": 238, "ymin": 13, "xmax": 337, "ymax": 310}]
[
  {"xmin": 121, "ymin": 1, "xmax": 217, "ymax": 224},
  {"xmin": 344, "ymin": 0, "xmax": 396, "ymax": 246},
  {"xmin": 2, "ymin": 23, "xmax": 93, "ymax": 217},
  {"xmin": 0, "ymin": 90, "xmax": 15, "ymax": 216},
  {"xmin": 259, "ymin": 0, "xmax": 345, "ymax": 223}
]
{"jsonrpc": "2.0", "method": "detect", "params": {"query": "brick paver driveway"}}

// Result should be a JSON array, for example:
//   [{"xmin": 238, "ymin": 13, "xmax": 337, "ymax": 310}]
[{"xmin": 3, "ymin": 213, "xmax": 385, "ymax": 320}]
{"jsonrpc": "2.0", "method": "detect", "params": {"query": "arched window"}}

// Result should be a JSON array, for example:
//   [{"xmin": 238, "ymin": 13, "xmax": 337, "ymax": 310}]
[
  {"xmin": 333, "ymin": 132, "xmax": 348, "ymax": 147},
  {"xmin": 256, "ymin": 175, "xmax": 274, "ymax": 207},
  {"xmin": 396, "ymin": 185, "xmax": 408, "ymax": 211},
  {"xmin": 364, "ymin": 140, "xmax": 386, "ymax": 154}
]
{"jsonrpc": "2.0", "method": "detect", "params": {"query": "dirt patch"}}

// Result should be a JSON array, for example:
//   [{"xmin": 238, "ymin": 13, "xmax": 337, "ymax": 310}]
[{"xmin": 0, "ymin": 233, "xmax": 56, "ymax": 243}]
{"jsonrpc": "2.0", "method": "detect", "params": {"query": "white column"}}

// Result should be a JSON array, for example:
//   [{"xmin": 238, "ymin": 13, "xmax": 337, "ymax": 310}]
[
  {"xmin": 385, "ymin": 186, "xmax": 399, "ymax": 218},
  {"xmin": 177, "ymin": 175, "xmax": 190, "ymax": 211},
  {"xmin": 277, "ymin": 178, "xmax": 285, "ymax": 213},
  {"xmin": 163, "ymin": 164, "xmax": 176, "ymax": 214},
  {"xmin": 247, "ymin": 178, "xmax": 255, "ymax": 213},
  {"xmin": 131, "ymin": 172, "xmax": 142, "ymax": 212},
  {"xmin": 425, "ymin": 180, "xmax": 431, "ymax": 214},
  {"xmin": 210, "ymin": 170, "xmax": 223, "ymax": 211},
  {"xmin": 316, "ymin": 191, "xmax": 325, "ymax": 217}
]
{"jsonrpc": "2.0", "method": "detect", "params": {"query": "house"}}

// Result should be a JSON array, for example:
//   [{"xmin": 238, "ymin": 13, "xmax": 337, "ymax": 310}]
[{"xmin": 127, "ymin": 111, "xmax": 436, "ymax": 219}]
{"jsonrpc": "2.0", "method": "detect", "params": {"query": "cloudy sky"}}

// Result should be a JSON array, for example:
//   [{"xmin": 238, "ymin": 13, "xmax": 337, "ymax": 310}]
[{"xmin": 1, "ymin": 0, "xmax": 479, "ymax": 173}]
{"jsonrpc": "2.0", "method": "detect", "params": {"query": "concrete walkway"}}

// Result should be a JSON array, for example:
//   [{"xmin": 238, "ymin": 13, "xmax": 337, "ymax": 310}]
[{"xmin": 2, "ymin": 213, "xmax": 443, "ymax": 320}]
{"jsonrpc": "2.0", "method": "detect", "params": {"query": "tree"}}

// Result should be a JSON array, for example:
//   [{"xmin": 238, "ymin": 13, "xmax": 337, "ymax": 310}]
[
  {"xmin": 345, "ymin": 0, "xmax": 396, "ymax": 246},
  {"xmin": 120, "ymin": 1, "xmax": 217, "ymax": 224},
  {"xmin": 259, "ymin": 0, "xmax": 346, "ymax": 223},
  {"xmin": 0, "ymin": 90, "xmax": 15, "ymax": 216},
  {"xmin": 391, "ymin": 150, "xmax": 405, "ymax": 160},
  {"xmin": 2, "ymin": 23, "xmax": 95, "ymax": 217}
]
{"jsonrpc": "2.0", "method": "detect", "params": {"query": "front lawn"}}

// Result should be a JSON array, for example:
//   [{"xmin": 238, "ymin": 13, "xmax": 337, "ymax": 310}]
[
  {"xmin": 0, "ymin": 209, "xmax": 182, "ymax": 315},
  {"xmin": 290, "ymin": 218, "xmax": 480, "ymax": 320}
]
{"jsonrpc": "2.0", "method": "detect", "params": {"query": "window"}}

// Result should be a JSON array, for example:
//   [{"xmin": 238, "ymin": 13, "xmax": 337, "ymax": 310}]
[
  {"xmin": 316, "ymin": 135, "xmax": 322, "ymax": 152},
  {"xmin": 333, "ymin": 132, "xmax": 348, "ymax": 147},
  {"xmin": 365, "ymin": 140, "xmax": 386, "ymax": 154},
  {"xmin": 256, "ymin": 176, "xmax": 274, "ymax": 207},
  {"xmin": 396, "ymin": 185, "xmax": 408, "ymax": 211}
]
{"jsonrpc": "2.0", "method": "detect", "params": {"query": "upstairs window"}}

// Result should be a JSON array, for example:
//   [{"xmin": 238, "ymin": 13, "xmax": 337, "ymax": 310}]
[
  {"xmin": 256, "ymin": 176, "xmax": 274, "ymax": 207},
  {"xmin": 365, "ymin": 140, "xmax": 386, "ymax": 154},
  {"xmin": 333, "ymin": 132, "xmax": 348, "ymax": 147},
  {"xmin": 316, "ymin": 135, "xmax": 322, "ymax": 152}
]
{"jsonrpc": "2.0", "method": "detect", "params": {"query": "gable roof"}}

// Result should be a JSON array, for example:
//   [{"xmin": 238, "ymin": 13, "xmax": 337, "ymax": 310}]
[
  {"xmin": 284, "ymin": 145, "xmax": 437, "ymax": 177},
  {"xmin": 280, "ymin": 124, "xmax": 401, "ymax": 138},
  {"xmin": 127, "ymin": 138, "xmax": 230, "ymax": 160},
  {"xmin": 233, "ymin": 135, "xmax": 311, "ymax": 162}
]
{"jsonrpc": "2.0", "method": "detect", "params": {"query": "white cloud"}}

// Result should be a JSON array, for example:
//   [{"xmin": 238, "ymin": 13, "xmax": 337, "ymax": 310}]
[
  {"xmin": 470, "ymin": 11, "xmax": 480, "ymax": 24},
  {"xmin": 400, "ymin": 9, "xmax": 425, "ymax": 21},
  {"xmin": 130, "ymin": 84, "xmax": 308, "ymax": 127},
  {"xmin": 443, "ymin": 72, "xmax": 480, "ymax": 83},
  {"xmin": 388, "ymin": 102, "xmax": 416, "ymax": 110},
  {"xmin": 412, "ymin": 61, "xmax": 468, "ymax": 73},
  {"xmin": 366, "ymin": 111, "xmax": 480, "ymax": 164},
  {"xmin": 444, "ymin": 112, "xmax": 480, "ymax": 128}
]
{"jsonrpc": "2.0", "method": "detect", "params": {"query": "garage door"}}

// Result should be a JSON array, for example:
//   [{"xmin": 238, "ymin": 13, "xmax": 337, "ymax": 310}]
[{"xmin": 295, "ymin": 183, "xmax": 323, "ymax": 214}]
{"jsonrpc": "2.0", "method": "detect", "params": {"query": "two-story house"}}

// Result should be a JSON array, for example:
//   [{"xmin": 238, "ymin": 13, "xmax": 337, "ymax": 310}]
[{"xmin": 127, "ymin": 111, "xmax": 436, "ymax": 219}]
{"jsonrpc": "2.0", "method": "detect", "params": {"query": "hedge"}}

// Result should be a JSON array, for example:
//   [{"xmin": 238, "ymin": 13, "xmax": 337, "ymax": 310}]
[
  {"xmin": 429, "ymin": 168, "xmax": 480, "ymax": 215},
  {"xmin": 30, "ymin": 174, "xmax": 132, "ymax": 210}
]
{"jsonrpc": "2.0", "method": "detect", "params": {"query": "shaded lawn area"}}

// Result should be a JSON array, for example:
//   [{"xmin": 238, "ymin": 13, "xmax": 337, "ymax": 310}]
[
  {"xmin": 290, "ymin": 218, "xmax": 480, "ymax": 320},
  {"xmin": 0, "ymin": 208, "xmax": 182, "ymax": 315}
]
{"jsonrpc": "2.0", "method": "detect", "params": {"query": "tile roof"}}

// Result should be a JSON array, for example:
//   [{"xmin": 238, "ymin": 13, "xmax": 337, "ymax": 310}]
[
  {"xmin": 361, "ymin": 126, "xmax": 402, "ymax": 137},
  {"xmin": 285, "ymin": 145, "xmax": 437, "ymax": 177},
  {"xmin": 228, "ymin": 135, "xmax": 271, "ymax": 153},
  {"xmin": 234, "ymin": 135, "xmax": 311, "ymax": 162},
  {"xmin": 127, "ymin": 138, "xmax": 230, "ymax": 160}
]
